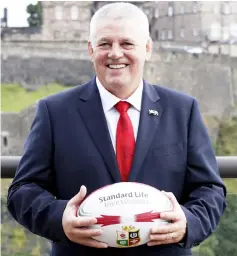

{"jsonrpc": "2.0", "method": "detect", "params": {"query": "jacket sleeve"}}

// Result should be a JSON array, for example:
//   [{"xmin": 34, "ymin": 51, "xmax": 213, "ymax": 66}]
[
  {"xmin": 7, "ymin": 99, "xmax": 69, "ymax": 244},
  {"xmin": 181, "ymin": 98, "xmax": 227, "ymax": 248}
]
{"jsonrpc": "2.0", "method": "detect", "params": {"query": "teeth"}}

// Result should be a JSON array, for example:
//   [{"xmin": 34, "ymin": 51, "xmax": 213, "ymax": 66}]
[{"xmin": 109, "ymin": 64, "xmax": 126, "ymax": 69}]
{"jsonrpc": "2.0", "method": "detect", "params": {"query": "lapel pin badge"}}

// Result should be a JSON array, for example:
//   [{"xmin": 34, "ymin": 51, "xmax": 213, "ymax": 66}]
[{"xmin": 148, "ymin": 109, "xmax": 159, "ymax": 116}]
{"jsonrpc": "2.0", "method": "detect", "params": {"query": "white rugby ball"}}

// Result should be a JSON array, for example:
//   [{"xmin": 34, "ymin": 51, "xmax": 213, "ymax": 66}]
[{"xmin": 77, "ymin": 182, "xmax": 173, "ymax": 248}]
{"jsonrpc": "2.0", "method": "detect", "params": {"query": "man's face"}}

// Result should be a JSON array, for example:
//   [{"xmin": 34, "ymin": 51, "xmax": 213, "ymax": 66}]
[{"xmin": 88, "ymin": 18, "xmax": 152, "ymax": 97}]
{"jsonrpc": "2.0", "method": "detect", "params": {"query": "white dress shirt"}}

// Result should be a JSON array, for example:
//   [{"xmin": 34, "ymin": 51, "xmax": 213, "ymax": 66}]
[{"xmin": 96, "ymin": 77, "xmax": 143, "ymax": 152}]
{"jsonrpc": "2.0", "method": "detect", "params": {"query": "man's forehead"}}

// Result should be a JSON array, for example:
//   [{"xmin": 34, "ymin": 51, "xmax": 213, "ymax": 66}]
[
  {"xmin": 94, "ymin": 19, "xmax": 140, "ymax": 33},
  {"xmin": 93, "ymin": 19, "xmax": 143, "ymax": 41},
  {"xmin": 96, "ymin": 36, "xmax": 135, "ymax": 42},
  {"xmin": 96, "ymin": 17, "xmax": 137, "ymax": 27}
]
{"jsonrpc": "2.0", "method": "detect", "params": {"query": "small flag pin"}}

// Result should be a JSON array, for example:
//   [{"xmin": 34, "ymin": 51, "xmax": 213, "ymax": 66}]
[{"xmin": 148, "ymin": 109, "xmax": 159, "ymax": 116}]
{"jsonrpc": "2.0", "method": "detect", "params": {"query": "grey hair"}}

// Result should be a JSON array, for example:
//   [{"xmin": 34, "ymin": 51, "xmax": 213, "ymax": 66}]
[{"xmin": 89, "ymin": 2, "xmax": 150, "ymax": 46}]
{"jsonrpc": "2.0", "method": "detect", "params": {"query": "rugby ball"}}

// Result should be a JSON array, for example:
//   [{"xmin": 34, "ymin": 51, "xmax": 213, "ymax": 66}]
[{"xmin": 77, "ymin": 182, "xmax": 173, "ymax": 248}]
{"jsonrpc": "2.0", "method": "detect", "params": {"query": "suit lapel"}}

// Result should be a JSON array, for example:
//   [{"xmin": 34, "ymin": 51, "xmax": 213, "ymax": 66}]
[
  {"xmin": 129, "ymin": 82, "xmax": 163, "ymax": 181},
  {"xmin": 77, "ymin": 78, "xmax": 121, "ymax": 182}
]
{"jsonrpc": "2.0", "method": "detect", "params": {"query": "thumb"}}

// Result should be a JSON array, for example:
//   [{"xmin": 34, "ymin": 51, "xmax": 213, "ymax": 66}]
[
  {"xmin": 162, "ymin": 191, "xmax": 178, "ymax": 211},
  {"xmin": 69, "ymin": 185, "xmax": 87, "ymax": 206}
]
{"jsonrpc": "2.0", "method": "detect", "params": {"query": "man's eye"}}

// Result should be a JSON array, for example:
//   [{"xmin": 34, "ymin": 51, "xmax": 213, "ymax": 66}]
[
  {"xmin": 99, "ymin": 43, "xmax": 109, "ymax": 46},
  {"xmin": 122, "ymin": 42, "xmax": 134, "ymax": 49}
]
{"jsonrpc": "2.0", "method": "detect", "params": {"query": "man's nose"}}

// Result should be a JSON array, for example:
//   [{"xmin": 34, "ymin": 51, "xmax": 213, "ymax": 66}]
[{"xmin": 108, "ymin": 43, "xmax": 124, "ymax": 59}]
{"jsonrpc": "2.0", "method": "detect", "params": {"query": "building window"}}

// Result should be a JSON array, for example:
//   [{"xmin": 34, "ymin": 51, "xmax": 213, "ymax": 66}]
[
  {"xmin": 222, "ymin": 26, "xmax": 230, "ymax": 40},
  {"xmin": 155, "ymin": 30, "xmax": 159, "ymax": 40},
  {"xmin": 193, "ymin": 2, "xmax": 198, "ymax": 13},
  {"xmin": 230, "ymin": 23, "xmax": 237, "ymax": 39},
  {"xmin": 3, "ymin": 136, "xmax": 8, "ymax": 147},
  {"xmin": 223, "ymin": 3, "xmax": 231, "ymax": 14},
  {"xmin": 154, "ymin": 8, "xmax": 159, "ymax": 18},
  {"xmin": 55, "ymin": 6, "xmax": 63, "ymax": 20},
  {"xmin": 168, "ymin": 30, "xmax": 173, "ymax": 39},
  {"xmin": 161, "ymin": 29, "xmax": 166, "ymax": 40},
  {"xmin": 209, "ymin": 22, "xmax": 221, "ymax": 41},
  {"xmin": 168, "ymin": 5, "xmax": 173, "ymax": 16},
  {"xmin": 180, "ymin": 6, "xmax": 184, "ymax": 14},
  {"xmin": 180, "ymin": 28, "xmax": 184, "ymax": 38},
  {"xmin": 193, "ymin": 28, "xmax": 198, "ymax": 37},
  {"xmin": 71, "ymin": 6, "xmax": 79, "ymax": 20}
]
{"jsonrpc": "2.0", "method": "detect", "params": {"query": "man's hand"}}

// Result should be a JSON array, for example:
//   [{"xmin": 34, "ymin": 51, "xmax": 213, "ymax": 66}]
[
  {"xmin": 62, "ymin": 185, "xmax": 108, "ymax": 248},
  {"xmin": 148, "ymin": 191, "xmax": 187, "ymax": 246}
]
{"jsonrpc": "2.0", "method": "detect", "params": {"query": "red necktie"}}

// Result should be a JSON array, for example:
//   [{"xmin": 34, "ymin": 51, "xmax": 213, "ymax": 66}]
[{"xmin": 115, "ymin": 101, "xmax": 135, "ymax": 182}]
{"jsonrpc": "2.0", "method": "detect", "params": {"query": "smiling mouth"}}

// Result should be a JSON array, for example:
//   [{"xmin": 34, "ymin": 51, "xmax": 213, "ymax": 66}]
[{"xmin": 107, "ymin": 64, "xmax": 128, "ymax": 69}]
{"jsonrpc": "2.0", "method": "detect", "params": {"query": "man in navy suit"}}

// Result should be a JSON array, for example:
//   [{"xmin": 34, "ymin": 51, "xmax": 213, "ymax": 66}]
[{"xmin": 7, "ymin": 2, "xmax": 226, "ymax": 256}]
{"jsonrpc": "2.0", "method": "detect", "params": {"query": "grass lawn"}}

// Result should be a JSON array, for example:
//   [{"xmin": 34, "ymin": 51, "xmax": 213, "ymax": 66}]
[{"xmin": 1, "ymin": 83, "xmax": 73, "ymax": 112}]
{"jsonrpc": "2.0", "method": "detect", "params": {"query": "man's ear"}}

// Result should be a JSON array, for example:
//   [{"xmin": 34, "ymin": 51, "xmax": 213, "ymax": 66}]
[
  {"xmin": 145, "ymin": 37, "xmax": 153, "ymax": 61},
  {"xmin": 88, "ymin": 41, "xmax": 94, "ymax": 62}
]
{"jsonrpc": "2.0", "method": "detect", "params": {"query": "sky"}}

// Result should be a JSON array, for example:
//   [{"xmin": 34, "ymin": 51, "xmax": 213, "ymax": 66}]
[{"xmin": 0, "ymin": 0, "xmax": 37, "ymax": 27}]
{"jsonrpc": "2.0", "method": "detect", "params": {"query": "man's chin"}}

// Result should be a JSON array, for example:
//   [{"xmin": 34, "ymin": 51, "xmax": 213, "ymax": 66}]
[{"xmin": 106, "ymin": 78, "xmax": 129, "ymax": 88}]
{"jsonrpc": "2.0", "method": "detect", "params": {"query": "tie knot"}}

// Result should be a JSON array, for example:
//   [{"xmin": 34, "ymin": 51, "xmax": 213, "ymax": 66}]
[{"xmin": 115, "ymin": 101, "xmax": 130, "ymax": 113}]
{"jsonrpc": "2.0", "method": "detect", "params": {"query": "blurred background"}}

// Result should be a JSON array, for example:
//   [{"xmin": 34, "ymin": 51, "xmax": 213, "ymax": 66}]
[{"xmin": 1, "ymin": 1, "xmax": 237, "ymax": 255}]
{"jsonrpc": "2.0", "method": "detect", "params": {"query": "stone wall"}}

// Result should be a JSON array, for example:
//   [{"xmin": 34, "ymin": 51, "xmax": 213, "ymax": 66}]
[
  {"xmin": 144, "ymin": 51, "xmax": 237, "ymax": 117},
  {"xmin": 1, "ymin": 41, "xmax": 91, "ymax": 86},
  {"xmin": 2, "ymin": 40, "xmax": 236, "ymax": 113},
  {"xmin": 1, "ymin": 105, "xmax": 37, "ymax": 156},
  {"xmin": 2, "ymin": 56, "xmax": 93, "ymax": 87},
  {"xmin": 1, "ymin": 113, "xmax": 23, "ymax": 156}
]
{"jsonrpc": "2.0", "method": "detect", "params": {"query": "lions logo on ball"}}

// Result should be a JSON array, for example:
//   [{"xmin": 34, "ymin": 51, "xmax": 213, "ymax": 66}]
[{"xmin": 116, "ymin": 225, "xmax": 140, "ymax": 247}]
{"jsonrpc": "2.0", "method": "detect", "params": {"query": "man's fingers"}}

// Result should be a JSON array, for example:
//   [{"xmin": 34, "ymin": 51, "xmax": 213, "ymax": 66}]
[
  {"xmin": 72, "ymin": 216, "xmax": 97, "ymax": 228},
  {"xmin": 150, "ymin": 231, "xmax": 181, "ymax": 241},
  {"xmin": 70, "ymin": 185, "xmax": 87, "ymax": 206},
  {"xmin": 72, "ymin": 227, "xmax": 103, "ymax": 238},
  {"xmin": 160, "ymin": 211, "xmax": 181, "ymax": 221},
  {"xmin": 151, "ymin": 223, "xmax": 182, "ymax": 234},
  {"xmin": 147, "ymin": 191, "xmax": 187, "ymax": 246},
  {"xmin": 79, "ymin": 238, "xmax": 108, "ymax": 248}
]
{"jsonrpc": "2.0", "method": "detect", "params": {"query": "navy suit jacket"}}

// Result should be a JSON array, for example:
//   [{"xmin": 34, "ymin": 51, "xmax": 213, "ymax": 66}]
[{"xmin": 7, "ymin": 77, "xmax": 226, "ymax": 256}]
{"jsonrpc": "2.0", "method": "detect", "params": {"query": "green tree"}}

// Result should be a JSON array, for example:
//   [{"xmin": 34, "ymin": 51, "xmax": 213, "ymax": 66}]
[
  {"xmin": 215, "ymin": 117, "xmax": 237, "ymax": 156},
  {"xmin": 193, "ymin": 233, "xmax": 218, "ymax": 256},
  {"xmin": 26, "ymin": 2, "xmax": 42, "ymax": 27},
  {"xmin": 214, "ymin": 195, "xmax": 237, "ymax": 256},
  {"xmin": 193, "ymin": 195, "xmax": 237, "ymax": 256}
]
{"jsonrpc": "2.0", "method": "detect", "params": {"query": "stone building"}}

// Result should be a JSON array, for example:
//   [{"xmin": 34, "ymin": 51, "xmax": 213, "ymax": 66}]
[
  {"xmin": 39, "ymin": 1, "xmax": 237, "ymax": 44},
  {"xmin": 142, "ymin": 1, "xmax": 237, "ymax": 44},
  {"xmin": 41, "ymin": 1, "xmax": 91, "ymax": 41},
  {"xmin": 1, "ymin": 1, "xmax": 236, "ymax": 44}
]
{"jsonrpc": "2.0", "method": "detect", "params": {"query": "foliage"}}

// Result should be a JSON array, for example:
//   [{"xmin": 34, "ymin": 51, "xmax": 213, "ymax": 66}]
[
  {"xmin": 215, "ymin": 117, "xmax": 237, "ymax": 156},
  {"xmin": 26, "ymin": 2, "xmax": 42, "ymax": 27},
  {"xmin": 1, "ymin": 83, "xmax": 73, "ymax": 112},
  {"xmin": 223, "ymin": 178, "xmax": 237, "ymax": 193},
  {"xmin": 194, "ymin": 116, "xmax": 237, "ymax": 255},
  {"xmin": 214, "ymin": 195, "xmax": 237, "ymax": 256},
  {"xmin": 215, "ymin": 116, "xmax": 237, "ymax": 194},
  {"xmin": 1, "ymin": 183, "xmax": 51, "ymax": 255},
  {"xmin": 196, "ymin": 195, "xmax": 237, "ymax": 256}
]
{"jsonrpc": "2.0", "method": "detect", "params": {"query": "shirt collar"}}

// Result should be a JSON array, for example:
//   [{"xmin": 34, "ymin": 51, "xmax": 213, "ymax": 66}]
[{"xmin": 96, "ymin": 77, "xmax": 143, "ymax": 112}]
